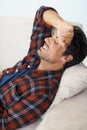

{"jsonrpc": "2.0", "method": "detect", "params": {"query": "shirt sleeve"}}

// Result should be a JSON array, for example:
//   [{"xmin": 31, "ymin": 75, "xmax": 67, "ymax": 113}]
[{"xmin": 28, "ymin": 6, "xmax": 58, "ymax": 54}]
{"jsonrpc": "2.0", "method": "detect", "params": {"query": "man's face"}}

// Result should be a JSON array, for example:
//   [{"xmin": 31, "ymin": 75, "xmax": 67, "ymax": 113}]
[{"xmin": 37, "ymin": 33, "xmax": 67, "ymax": 64}]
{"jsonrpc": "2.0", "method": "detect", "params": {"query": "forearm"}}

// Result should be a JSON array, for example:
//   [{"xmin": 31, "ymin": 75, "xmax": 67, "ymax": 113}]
[
  {"xmin": 43, "ymin": 9, "xmax": 64, "ymax": 29},
  {"xmin": 43, "ymin": 8, "xmax": 74, "ymax": 47}
]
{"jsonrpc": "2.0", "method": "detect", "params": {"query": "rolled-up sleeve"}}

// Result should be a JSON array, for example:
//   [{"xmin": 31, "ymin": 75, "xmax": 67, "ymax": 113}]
[{"xmin": 28, "ymin": 6, "xmax": 58, "ymax": 53}]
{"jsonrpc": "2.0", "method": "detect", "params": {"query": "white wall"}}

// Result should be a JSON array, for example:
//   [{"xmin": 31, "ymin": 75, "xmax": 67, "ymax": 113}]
[{"xmin": 0, "ymin": 0, "xmax": 87, "ymax": 34}]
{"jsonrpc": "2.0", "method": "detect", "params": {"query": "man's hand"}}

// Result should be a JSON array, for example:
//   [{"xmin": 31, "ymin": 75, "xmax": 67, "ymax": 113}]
[
  {"xmin": 43, "ymin": 8, "xmax": 74, "ymax": 47},
  {"xmin": 56, "ymin": 21, "xmax": 74, "ymax": 47}
]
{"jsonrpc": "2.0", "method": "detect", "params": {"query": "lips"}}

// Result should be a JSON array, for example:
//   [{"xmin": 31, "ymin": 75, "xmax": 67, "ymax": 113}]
[{"xmin": 42, "ymin": 43, "xmax": 49, "ymax": 50}]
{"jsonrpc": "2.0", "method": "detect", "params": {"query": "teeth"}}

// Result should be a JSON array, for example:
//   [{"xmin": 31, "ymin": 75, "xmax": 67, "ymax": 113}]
[{"xmin": 43, "ymin": 44, "xmax": 48, "ymax": 50}]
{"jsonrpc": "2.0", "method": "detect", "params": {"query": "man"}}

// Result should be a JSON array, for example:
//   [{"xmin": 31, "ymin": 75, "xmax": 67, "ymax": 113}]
[{"xmin": 0, "ymin": 6, "xmax": 87, "ymax": 130}]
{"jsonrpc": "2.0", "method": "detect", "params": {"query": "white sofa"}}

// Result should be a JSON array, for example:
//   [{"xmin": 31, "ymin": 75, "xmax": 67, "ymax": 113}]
[{"xmin": 0, "ymin": 16, "xmax": 87, "ymax": 130}]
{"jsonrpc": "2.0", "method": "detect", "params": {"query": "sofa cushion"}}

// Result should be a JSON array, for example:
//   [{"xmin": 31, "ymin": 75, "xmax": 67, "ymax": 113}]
[
  {"xmin": 0, "ymin": 16, "xmax": 33, "ymax": 71},
  {"xmin": 52, "ymin": 63, "xmax": 87, "ymax": 105},
  {"xmin": 36, "ymin": 89, "xmax": 87, "ymax": 130},
  {"xmin": 41, "ymin": 63, "xmax": 87, "ymax": 119}
]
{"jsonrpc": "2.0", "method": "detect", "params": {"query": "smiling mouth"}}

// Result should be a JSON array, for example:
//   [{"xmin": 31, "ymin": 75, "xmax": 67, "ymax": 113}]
[{"xmin": 42, "ymin": 43, "xmax": 49, "ymax": 50}]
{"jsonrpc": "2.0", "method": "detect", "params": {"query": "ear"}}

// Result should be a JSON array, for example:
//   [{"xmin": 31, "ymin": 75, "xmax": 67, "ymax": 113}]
[
  {"xmin": 60, "ymin": 55, "xmax": 73, "ymax": 64},
  {"xmin": 65, "ymin": 55, "xmax": 73, "ymax": 63}
]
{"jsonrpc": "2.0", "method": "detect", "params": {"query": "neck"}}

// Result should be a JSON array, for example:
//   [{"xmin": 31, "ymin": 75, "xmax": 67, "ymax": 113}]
[{"xmin": 38, "ymin": 60, "xmax": 64, "ymax": 71}]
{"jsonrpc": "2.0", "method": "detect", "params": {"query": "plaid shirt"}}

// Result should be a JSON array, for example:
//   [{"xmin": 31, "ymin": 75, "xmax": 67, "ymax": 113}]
[{"xmin": 0, "ymin": 6, "xmax": 62, "ymax": 130}]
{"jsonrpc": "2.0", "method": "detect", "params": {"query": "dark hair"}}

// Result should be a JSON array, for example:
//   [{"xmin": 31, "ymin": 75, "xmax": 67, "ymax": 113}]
[{"xmin": 64, "ymin": 26, "xmax": 87, "ymax": 68}]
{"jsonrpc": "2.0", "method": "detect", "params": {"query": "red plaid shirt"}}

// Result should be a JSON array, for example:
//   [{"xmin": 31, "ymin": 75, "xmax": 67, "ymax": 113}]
[{"xmin": 0, "ymin": 6, "xmax": 62, "ymax": 130}]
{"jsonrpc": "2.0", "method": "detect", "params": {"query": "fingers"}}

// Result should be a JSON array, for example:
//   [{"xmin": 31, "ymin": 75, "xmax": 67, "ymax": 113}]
[
  {"xmin": 60, "ymin": 32, "xmax": 74, "ymax": 45},
  {"xmin": 57, "ymin": 25, "xmax": 74, "ymax": 47}
]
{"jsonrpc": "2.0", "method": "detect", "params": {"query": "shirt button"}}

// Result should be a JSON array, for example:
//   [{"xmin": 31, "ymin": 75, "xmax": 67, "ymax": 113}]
[
  {"xmin": 6, "ymin": 70, "xmax": 9, "ymax": 74},
  {"xmin": 15, "ymin": 69, "xmax": 18, "ymax": 73},
  {"xmin": 27, "ymin": 65, "xmax": 30, "ymax": 68}
]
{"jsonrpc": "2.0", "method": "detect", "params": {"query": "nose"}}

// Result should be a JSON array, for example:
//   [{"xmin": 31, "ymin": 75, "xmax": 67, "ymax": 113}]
[{"xmin": 45, "ymin": 35, "xmax": 58, "ymax": 45}]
